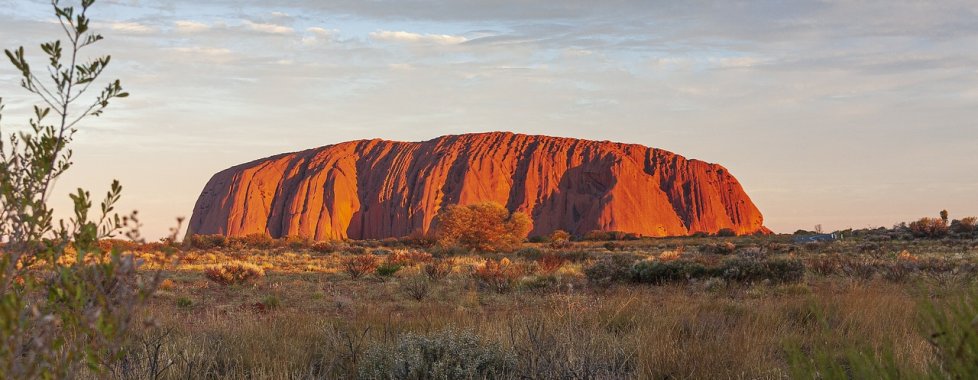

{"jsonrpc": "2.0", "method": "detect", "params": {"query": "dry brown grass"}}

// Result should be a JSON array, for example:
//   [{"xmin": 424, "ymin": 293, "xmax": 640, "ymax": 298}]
[{"xmin": 91, "ymin": 235, "xmax": 978, "ymax": 378}]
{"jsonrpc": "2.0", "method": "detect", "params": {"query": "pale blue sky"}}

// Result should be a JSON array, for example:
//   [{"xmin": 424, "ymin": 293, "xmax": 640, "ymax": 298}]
[{"xmin": 1, "ymin": 0, "xmax": 976, "ymax": 238}]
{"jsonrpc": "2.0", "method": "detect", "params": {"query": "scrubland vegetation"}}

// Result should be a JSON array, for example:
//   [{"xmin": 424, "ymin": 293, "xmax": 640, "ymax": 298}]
[{"xmin": 89, "ymin": 223, "xmax": 977, "ymax": 379}]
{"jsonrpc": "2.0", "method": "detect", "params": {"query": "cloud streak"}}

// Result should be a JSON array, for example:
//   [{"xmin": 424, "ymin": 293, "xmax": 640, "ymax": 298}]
[{"xmin": 369, "ymin": 30, "xmax": 468, "ymax": 44}]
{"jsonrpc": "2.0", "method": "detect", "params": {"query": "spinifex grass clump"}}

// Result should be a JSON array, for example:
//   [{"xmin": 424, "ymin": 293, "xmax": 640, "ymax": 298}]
[
  {"xmin": 204, "ymin": 261, "xmax": 265, "ymax": 286},
  {"xmin": 358, "ymin": 329, "xmax": 517, "ymax": 379}
]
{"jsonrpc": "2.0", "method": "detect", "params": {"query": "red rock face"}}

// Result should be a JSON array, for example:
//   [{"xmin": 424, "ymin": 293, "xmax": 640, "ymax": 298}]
[{"xmin": 187, "ymin": 132, "xmax": 768, "ymax": 240}]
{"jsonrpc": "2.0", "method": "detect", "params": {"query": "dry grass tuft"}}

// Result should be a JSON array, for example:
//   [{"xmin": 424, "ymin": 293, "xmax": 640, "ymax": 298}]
[{"xmin": 203, "ymin": 261, "xmax": 265, "ymax": 285}]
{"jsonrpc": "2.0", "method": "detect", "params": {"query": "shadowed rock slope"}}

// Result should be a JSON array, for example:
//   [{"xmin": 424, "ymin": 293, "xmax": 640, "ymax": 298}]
[{"xmin": 187, "ymin": 132, "xmax": 768, "ymax": 240}]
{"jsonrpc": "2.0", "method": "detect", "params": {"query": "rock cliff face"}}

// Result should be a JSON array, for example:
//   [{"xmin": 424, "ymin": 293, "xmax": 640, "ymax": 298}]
[{"xmin": 187, "ymin": 132, "xmax": 768, "ymax": 240}]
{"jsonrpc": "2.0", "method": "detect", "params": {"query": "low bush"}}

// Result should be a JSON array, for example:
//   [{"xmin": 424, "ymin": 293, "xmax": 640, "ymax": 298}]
[
  {"xmin": 763, "ymin": 257, "xmax": 806, "ymax": 283},
  {"xmin": 548, "ymin": 230, "xmax": 573, "ymax": 249},
  {"xmin": 311, "ymin": 241, "xmax": 341, "ymax": 254},
  {"xmin": 720, "ymin": 257, "xmax": 804, "ymax": 283},
  {"xmin": 909, "ymin": 217, "xmax": 949, "ymax": 238},
  {"xmin": 951, "ymin": 217, "xmax": 977, "ymax": 234},
  {"xmin": 375, "ymin": 263, "xmax": 403, "ymax": 278},
  {"xmin": 583, "ymin": 230, "xmax": 640, "ymax": 241},
  {"xmin": 229, "ymin": 233, "xmax": 276, "ymax": 250},
  {"xmin": 584, "ymin": 255, "xmax": 638, "ymax": 288},
  {"xmin": 716, "ymin": 228, "xmax": 737, "ymax": 237},
  {"xmin": 424, "ymin": 258, "xmax": 455, "ymax": 281},
  {"xmin": 283, "ymin": 236, "xmax": 312, "ymax": 250},
  {"xmin": 383, "ymin": 250, "xmax": 433, "ymax": 266},
  {"xmin": 537, "ymin": 254, "xmax": 568, "ymax": 274},
  {"xmin": 514, "ymin": 247, "xmax": 543, "ymax": 261},
  {"xmin": 472, "ymin": 258, "xmax": 523, "ymax": 293},
  {"xmin": 631, "ymin": 259, "xmax": 708, "ymax": 284},
  {"xmin": 807, "ymin": 254, "xmax": 844, "ymax": 276},
  {"xmin": 699, "ymin": 242, "xmax": 736, "ymax": 255},
  {"xmin": 345, "ymin": 255, "xmax": 380, "ymax": 279},
  {"xmin": 204, "ymin": 261, "xmax": 265, "ymax": 286},
  {"xmin": 401, "ymin": 275, "xmax": 430, "ymax": 301},
  {"xmin": 558, "ymin": 250, "xmax": 599, "ymax": 263},
  {"xmin": 358, "ymin": 329, "xmax": 516, "ymax": 379},
  {"xmin": 186, "ymin": 234, "xmax": 227, "ymax": 250}
]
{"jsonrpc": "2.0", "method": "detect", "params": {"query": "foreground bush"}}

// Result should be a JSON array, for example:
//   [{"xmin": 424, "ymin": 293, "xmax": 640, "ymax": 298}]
[
  {"xmin": 0, "ymin": 2, "xmax": 164, "ymax": 377},
  {"xmin": 358, "ymin": 329, "xmax": 516, "ymax": 379},
  {"xmin": 204, "ymin": 261, "xmax": 265, "ymax": 285},
  {"xmin": 790, "ymin": 289, "xmax": 978, "ymax": 378}
]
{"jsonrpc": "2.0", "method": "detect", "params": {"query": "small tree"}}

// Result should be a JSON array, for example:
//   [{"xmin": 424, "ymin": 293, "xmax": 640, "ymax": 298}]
[
  {"xmin": 950, "ymin": 217, "xmax": 977, "ymax": 234},
  {"xmin": 940, "ymin": 209, "xmax": 949, "ymax": 225},
  {"xmin": 909, "ymin": 217, "xmax": 949, "ymax": 238},
  {"xmin": 434, "ymin": 202, "xmax": 531, "ymax": 252},
  {"xmin": 0, "ymin": 1, "xmax": 168, "ymax": 377}
]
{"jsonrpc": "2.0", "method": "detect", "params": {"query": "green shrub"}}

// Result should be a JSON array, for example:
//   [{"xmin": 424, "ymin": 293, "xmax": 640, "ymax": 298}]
[
  {"xmin": 514, "ymin": 247, "xmax": 543, "ymax": 261},
  {"xmin": 764, "ymin": 257, "xmax": 806, "ymax": 283},
  {"xmin": 260, "ymin": 295, "xmax": 281, "ymax": 310},
  {"xmin": 375, "ymin": 262, "xmax": 403, "ymax": 277},
  {"xmin": 559, "ymin": 250, "xmax": 599, "ymax": 263},
  {"xmin": 789, "ymin": 290, "xmax": 978, "ymax": 378},
  {"xmin": 631, "ymin": 259, "xmax": 709, "ymax": 284},
  {"xmin": 358, "ymin": 329, "xmax": 516, "ymax": 379},
  {"xmin": 719, "ymin": 256, "xmax": 804, "ymax": 283},
  {"xmin": 584, "ymin": 255, "xmax": 637, "ymax": 288},
  {"xmin": 176, "ymin": 297, "xmax": 193, "ymax": 309},
  {"xmin": 716, "ymin": 228, "xmax": 737, "ymax": 237}
]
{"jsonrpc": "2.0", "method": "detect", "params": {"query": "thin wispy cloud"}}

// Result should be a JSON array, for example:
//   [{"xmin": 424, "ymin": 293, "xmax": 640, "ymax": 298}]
[
  {"xmin": 174, "ymin": 20, "xmax": 209, "ymax": 33},
  {"xmin": 104, "ymin": 21, "xmax": 155, "ymax": 34},
  {"xmin": 370, "ymin": 30, "xmax": 468, "ymax": 45},
  {"xmin": 242, "ymin": 20, "xmax": 294, "ymax": 35}
]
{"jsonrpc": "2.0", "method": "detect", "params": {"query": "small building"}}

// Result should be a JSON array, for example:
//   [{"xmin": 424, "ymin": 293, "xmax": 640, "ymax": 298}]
[{"xmin": 793, "ymin": 233, "xmax": 839, "ymax": 244}]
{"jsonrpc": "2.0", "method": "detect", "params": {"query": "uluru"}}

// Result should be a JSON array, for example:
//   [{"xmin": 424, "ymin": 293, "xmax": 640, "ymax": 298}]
[{"xmin": 186, "ymin": 132, "xmax": 768, "ymax": 240}]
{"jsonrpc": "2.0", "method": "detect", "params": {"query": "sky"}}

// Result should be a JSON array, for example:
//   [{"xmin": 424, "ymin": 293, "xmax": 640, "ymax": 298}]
[{"xmin": 0, "ymin": 0, "xmax": 976, "ymax": 239}]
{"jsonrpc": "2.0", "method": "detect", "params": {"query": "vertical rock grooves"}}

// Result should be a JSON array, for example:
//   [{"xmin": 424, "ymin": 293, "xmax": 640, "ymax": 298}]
[{"xmin": 187, "ymin": 132, "xmax": 768, "ymax": 240}]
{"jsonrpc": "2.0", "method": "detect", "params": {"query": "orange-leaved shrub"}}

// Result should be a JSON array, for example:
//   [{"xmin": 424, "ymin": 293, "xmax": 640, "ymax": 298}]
[
  {"xmin": 204, "ymin": 261, "xmax": 265, "ymax": 285},
  {"xmin": 435, "ymin": 202, "xmax": 531, "ymax": 252},
  {"xmin": 345, "ymin": 255, "xmax": 380, "ymax": 279},
  {"xmin": 536, "ymin": 254, "xmax": 568, "ymax": 274},
  {"xmin": 909, "ymin": 217, "xmax": 948, "ymax": 238},
  {"xmin": 472, "ymin": 258, "xmax": 524, "ymax": 293},
  {"xmin": 548, "ymin": 230, "xmax": 572, "ymax": 249}
]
